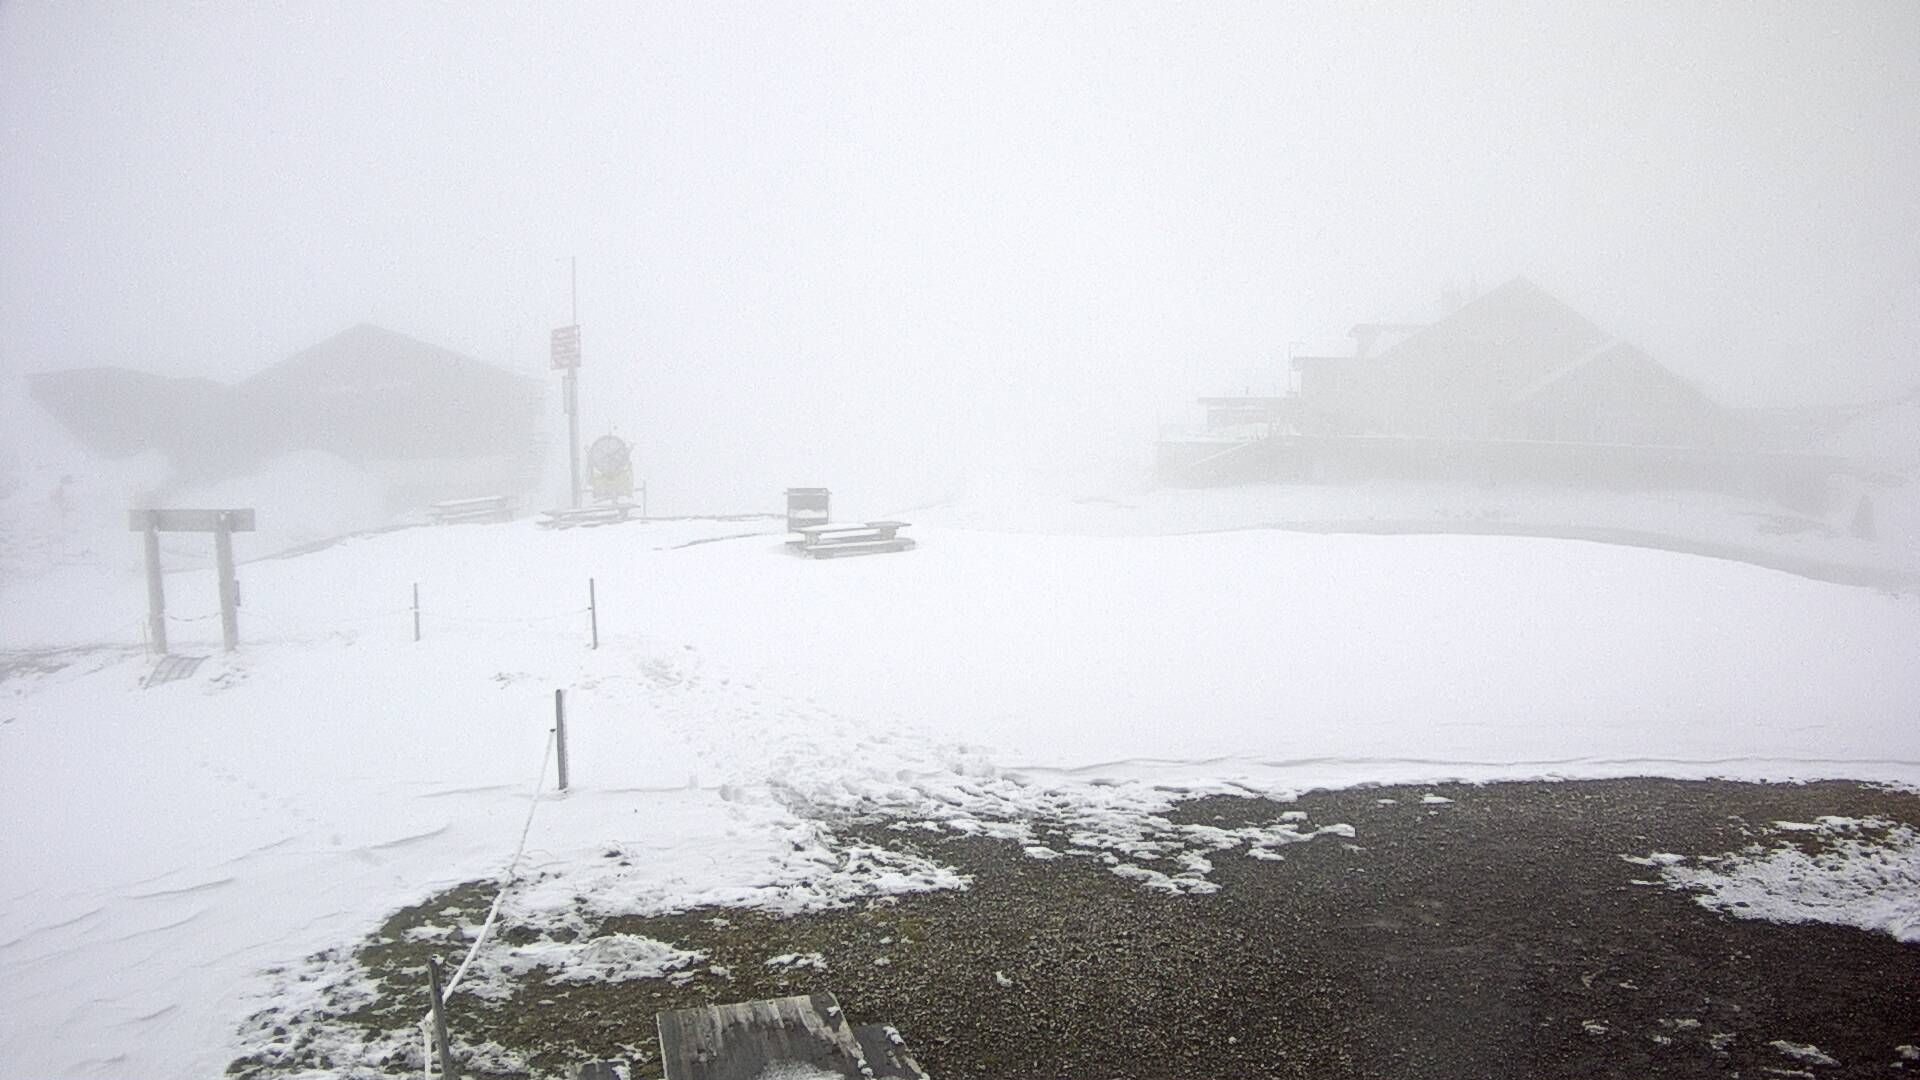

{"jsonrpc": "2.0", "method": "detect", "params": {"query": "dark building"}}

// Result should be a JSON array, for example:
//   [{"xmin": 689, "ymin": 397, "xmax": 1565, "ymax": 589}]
[
  {"xmin": 1157, "ymin": 278, "xmax": 1848, "ymax": 508},
  {"xmin": 30, "ymin": 324, "xmax": 545, "ymax": 507}
]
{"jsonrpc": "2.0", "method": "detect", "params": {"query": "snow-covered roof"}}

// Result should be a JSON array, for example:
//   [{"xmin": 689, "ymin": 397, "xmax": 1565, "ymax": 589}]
[
  {"xmin": 1507, "ymin": 338, "xmax": 1625, "ymax": 402},
  {"xmin": 1372, "ymin": 277, "xmax": 1612, "ymax": 391}
]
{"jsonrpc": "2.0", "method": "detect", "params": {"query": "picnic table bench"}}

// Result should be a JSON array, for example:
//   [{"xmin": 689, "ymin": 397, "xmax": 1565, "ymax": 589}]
[
  {"xmin": 538, "ymin": 502, "xmax": 641, "ymax": 529},
  {"xmin": 792, "ymin": 520, "xmax": 914, "ymax": 558},
  {"xmin": 427, "ymin": 495, "xmax": 516, "ymax": 525},
  {"xmin": 654, "ymin": 993, "xmax": 928, "ymax": 1080}
]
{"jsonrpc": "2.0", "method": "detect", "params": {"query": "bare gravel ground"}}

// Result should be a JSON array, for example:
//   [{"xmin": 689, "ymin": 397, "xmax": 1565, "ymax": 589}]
[{"xmin": 229, "ymin": 778, "xmax": 1920, "ymax": 1079}]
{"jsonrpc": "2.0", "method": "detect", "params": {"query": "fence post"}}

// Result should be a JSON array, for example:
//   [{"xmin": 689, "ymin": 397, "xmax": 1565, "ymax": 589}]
[
  {"xmin": 427, "ymin": 955, "xmax": 461, "ymax": 1079},
  {"xmin": 588, "ymin": 578, "xmax": 598, "ymax": 650},
  {"xmin": 214, "ymin": 515, "xmax": 240, "ymax": 652},
  {"xmin": 412, "ymin": 582, "xmax": 421, "ymax": 642},
  {"xmin": 554, "ymin": 688, "xmax": 570, "ymax": 792},
  {"xmin": 141, "ymin": 518, "xmax": 168, "ymax": 656}
]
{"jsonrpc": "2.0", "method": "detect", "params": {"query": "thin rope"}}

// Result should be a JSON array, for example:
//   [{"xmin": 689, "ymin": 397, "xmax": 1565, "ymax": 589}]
[
  {"xmin": 421, "ymin": 725, "xmax": 556, "ymax": 1078},
  {"xmin": 421, "ymin": 608, "xmax": 589, "ymax": 626}
]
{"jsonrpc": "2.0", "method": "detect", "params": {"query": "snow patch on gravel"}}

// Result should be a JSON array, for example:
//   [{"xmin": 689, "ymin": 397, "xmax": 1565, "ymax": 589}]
[
  {"xmin": 765, "ymin": 952, "xmax": 828, "ymax": 972},
  {"xmin": 504, "ymin": 933, "xmax": 705, "ymax": 985},
  {"xmin": 1769, "ymin": 1039, "xmax": 1839, "ymax": 1066},
  {"xmin": 1634, "ymin": 816, "xmax": 1920, "ymax": 942}
]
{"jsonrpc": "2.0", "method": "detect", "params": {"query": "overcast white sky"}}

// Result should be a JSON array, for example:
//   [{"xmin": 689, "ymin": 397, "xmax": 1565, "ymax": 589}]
[{"xmin": 4, "ymin": 2, "xmax": 1918, "ymax": 502}]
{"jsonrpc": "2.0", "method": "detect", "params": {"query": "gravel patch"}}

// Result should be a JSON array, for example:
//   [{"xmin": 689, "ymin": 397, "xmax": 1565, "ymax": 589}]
[{"xmin": 228, "ymin": 778, "xmax": 1920, "ymax": 1079}]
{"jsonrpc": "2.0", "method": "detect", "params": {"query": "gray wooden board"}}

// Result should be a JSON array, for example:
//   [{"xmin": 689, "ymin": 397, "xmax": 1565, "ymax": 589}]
[
  {"xmin": 658, "ymin": 993, "xmax": 877, "ymax": 1080},
  {"xmin": 127, "ymin": 508, "xmax": 256, "ymax": 532},
  {"xmin": 539, "ymin": 505, "xmax": 638, "ymax": 529},
  {"xmin": 807, "ymin": 538, "xmax": 915, "ymax": 558},
  {"xmin": 851, "ymin": 1025, "xmax": 930, "ymax": 1080},
  {"xmin": 143, "ymin": 654, "xmax": 206, "ymax": 688}
]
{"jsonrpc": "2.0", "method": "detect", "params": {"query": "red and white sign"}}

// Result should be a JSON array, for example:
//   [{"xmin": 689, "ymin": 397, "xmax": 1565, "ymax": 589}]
[{"xmin": 550, "ymin": 324, "xmax": 582, "ymax": 369}]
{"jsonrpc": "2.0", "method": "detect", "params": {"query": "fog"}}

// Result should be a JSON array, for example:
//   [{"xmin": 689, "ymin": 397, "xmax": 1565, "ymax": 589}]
[
  {"xmin": 4, "ymin": 3, "xmax": 1918, "ymax": 515},
  {"xmin": 9, "ymin": 9, "xmax": 1920, "ymax": 1076}
]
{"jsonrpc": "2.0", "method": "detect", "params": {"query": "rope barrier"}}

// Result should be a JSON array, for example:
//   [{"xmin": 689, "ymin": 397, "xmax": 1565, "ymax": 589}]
[
  {"xmin": 243, "ymin": 607, "xmax": 413, "ymax": 629},
  {"xmin": 154, "ymin": 605, "xmax": 584, "ymax": 633},
  {"xmin": 420, "ymin": 726, "xmax": 557, "ymax": 1078},
  {"xmin": 113, "ymin": 585, "xmax": 599, "ymax": 652},
  {"xmin": 419, "ymin": 608, "xmax": 591, "ymax": 626}
]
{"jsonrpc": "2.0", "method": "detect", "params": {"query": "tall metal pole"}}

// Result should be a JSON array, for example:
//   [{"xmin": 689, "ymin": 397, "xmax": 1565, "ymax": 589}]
[
  {"xmin": 565, "ymin": 370, "xmax": 581, "ymax": 508},
  {"xmin": 566, "ymin": 255, "xmax": 582, "ymax": 509}
]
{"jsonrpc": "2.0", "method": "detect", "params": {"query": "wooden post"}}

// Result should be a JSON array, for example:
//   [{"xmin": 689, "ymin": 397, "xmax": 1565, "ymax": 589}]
[
  {"xmin": 554, "ymin": 688, "xmax": 570, "ymax": 792},
  {"xmin": 141, "ymin": 518, "xmax": 168, "ymax": 656},
  {"xmin": 214, "ymin": 514, "xmax": 239, "ymax": 653},
  {"xmin": 412, "ymin": 582, "xmax": 421, "ymax": 642},
  {"xmin": 426, "ymin": 956, "xmax": 461, "ymax": 1080},
  {"xmin": 588, "ymin": 578, "xmax": 598, "ymax": 650}
]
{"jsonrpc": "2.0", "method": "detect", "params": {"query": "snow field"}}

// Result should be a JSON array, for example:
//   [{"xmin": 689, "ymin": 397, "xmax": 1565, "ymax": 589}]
[{"xmin": 2, "ymin": 513, "xmax": 1918, "ymax": 1077}]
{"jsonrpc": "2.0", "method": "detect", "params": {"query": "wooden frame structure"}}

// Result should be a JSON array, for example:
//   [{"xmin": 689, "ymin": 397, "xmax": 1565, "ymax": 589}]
[{"xmin": 128, "ymin": 508, "xmax": 255, "ymax": 654}]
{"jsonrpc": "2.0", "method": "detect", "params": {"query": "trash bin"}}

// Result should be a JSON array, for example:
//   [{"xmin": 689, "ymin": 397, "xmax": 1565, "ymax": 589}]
[{"xmin": 785, "ymin": 487, "xmax": 830, "ymax": 534}]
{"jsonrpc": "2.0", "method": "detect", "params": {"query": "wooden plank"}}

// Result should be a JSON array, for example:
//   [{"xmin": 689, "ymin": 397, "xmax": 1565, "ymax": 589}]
[
  {"xmin": 807, "ymin": 538, "xmax": 915, "ymax": 559},
  {"xmin": 798, "ymin": 520, "xmax": 908, "ymax": 537},
  {"xmin": 801, "ymin": 525, "xmax": 904, "ymax": 549},
  {"xmin": 128, "ymin": 508, "xmax": 256, "ymax": 532},
  {"xmin": 851, "ymin": 1025, "xmax": 930, "ymax": 1080},
  {"xmin": 807, "ymin": 530, "xmax": 892, "ymax": 546},
  {"xmin": 657, "ymin": 993, "xmax": 871, "ymax": 1080},
  {"xmin": 142, "ymin": 653, "xmax": 206, "ymax": 688},
  {"xmin": 538, "ymin": 504, "xmax": 636, "ymax": 529}
]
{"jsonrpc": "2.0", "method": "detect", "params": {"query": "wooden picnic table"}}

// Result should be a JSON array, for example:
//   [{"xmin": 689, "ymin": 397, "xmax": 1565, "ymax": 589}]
[
  {"xmin": 792, "ymin": 520, "xmax": 915, "ymax": 558},
  {"xmin": 538, "ymin": 503, "xmax": 641, "ymax": 529}
]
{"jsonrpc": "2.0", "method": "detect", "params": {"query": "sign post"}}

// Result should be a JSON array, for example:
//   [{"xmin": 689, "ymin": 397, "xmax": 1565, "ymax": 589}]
[
  {"xmin": 129, "ymin": 508, "xmax": 256, "ymax": 654},
  {"xmin": 141, "ymin": 520, "xmax": 167, "ymax": 655},
  {"xmin": 552, "ymin": 323, "xmax": 582, "ymax": 509},
  {"xmin": 552, "ymin": 256, "xmax": 584, "ymax": 509}
]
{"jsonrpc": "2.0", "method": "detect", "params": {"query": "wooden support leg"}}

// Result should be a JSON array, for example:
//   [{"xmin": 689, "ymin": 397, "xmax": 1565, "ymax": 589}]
[
  {"xmin": 215, "ymin": 517, "xmax": 239, "ymax": 652},
  {"xmin": 143, "ymin": 523, "xmax": 168, "ymax": 656}
]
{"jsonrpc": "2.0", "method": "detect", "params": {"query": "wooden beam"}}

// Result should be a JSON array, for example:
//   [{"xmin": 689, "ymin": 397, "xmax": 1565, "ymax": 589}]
[
  {"xmin": 128, "ymin": 508, "xmax": 256, "ymax": 533},
  {"xmin": 142, "ymin": 524, "xmax": 167, "ymax": 655},
  {"xmin": 214, "ymin": 519, "xmax": 239, "ymax": 652}
]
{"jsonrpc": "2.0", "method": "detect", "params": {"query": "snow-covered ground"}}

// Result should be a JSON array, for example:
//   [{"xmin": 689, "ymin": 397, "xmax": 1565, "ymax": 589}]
[
  {"xmin": 4, "ymin": 507, "xmax": 1919, "ymax": 1078},
  {"xmin": 908, "ymin": 479, "xmax": 1920, "ymax": 585}
]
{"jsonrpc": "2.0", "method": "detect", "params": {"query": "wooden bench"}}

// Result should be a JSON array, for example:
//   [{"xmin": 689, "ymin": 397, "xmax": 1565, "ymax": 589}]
[
  {"xmin": 655, "ymin": 993, "xmax": 928, "ymax": 1080},
  {"xmin": 428, "ymin": 495, "xmax": 516, "ymax": 525},
  {"xmin": 538, "ymin": 502, "xmax": 641, "ymax": 530},
  {"xmin": 793, "ymin": 520, "xmax": 915, "ymax": 559}
]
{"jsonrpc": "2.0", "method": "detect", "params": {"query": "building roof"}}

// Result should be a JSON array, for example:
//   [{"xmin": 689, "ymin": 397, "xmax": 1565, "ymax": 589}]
[
  {"xmin": 30, "ymin": 324, "xmax": 542, "ymax": 480},
  {"xmin": 1372, "ymin": 276, "xmax": 1612, "ymax": 395},
  {"xmin": 1508, "ymin": 338, "xmax": 1626, "ymax": 402}
]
